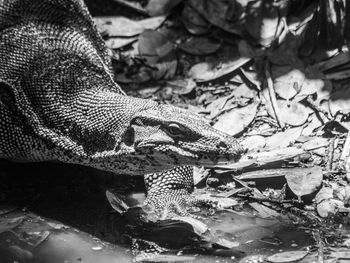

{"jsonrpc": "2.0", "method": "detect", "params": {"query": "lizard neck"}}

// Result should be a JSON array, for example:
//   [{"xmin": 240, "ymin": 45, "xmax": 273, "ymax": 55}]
[{"xmin": 61, "ymin": 90, "xmax": 157, "ymax": 155}]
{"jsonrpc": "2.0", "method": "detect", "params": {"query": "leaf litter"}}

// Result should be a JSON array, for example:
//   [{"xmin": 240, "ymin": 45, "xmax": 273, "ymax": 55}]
[{"xmin": 12, "ymin": 0, "xmax": 350, "ymax": 261}]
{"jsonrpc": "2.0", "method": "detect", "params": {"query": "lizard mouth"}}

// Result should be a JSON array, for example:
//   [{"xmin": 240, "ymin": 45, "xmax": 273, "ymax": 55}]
[
  {"xmin": 136, "ymin": 142, "xmax": 241, "ymax": 165},
  {"xmin": 153, "ymin": 145, "xmax": 239, "ymax": 165}
]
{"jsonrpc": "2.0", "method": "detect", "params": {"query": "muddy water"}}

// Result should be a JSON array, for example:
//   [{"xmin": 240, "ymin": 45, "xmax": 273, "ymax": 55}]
[
  {"xmin": 0, "ymin": 162, "xmax": 314, "ymax": 262},
  {"xmin": 121, "ymin": 191, "xmax": 314, "ymax": 262}
]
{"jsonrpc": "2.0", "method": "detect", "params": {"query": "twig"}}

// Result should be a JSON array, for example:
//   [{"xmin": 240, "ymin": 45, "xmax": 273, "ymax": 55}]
[
  {"xmin": 265, "ymin": 64, "xmax": 284, "ymax": 128},
  {"xmin": 214, "ymin": 147, "xmax": 305, "ymax": 171},
  {"xmin": 305, "ymin": 96, "xmax": 331, "ymax": 122},
  {"xmin": 313, "ymin": 231, "xmax": 324, "ymax": 263},
  {"xmin": 340, "ymin": 131, "xmax": 350, "ymax": 161},
  {"xmin": 340, "ymin": 132, "xmax": 350, "ymax": 180},
  {"xmin": 236, "ymin": 193, "xmax": 303, "ymax": 206},
  {"xmin": 327, "ymin": 138, "xmax": 335, "ymax": 171}
]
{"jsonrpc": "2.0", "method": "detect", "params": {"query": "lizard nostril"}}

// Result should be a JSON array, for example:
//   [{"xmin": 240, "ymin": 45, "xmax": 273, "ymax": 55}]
[{"xmin": 218, "ymin": 141, "xmax": 228, "ymax": 149}]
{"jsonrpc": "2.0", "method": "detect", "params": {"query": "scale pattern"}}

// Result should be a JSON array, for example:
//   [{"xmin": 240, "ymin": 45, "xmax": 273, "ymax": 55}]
[{"xmin": 0, "ymin": 0, "xmax": 243, "ymax": 212}]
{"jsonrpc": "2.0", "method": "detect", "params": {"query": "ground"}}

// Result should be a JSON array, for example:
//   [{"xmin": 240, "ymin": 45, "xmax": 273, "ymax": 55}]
[{"xmin": 1, "ymin": 0, "xmax": 350, "ymax": 262}]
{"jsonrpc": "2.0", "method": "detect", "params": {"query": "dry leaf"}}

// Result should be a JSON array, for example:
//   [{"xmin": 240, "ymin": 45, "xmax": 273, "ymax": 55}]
[
  {"xmin": 329, "ymin": 249, "xmax": 350, "ymax": 260},
  {"xmin": 151, "ymin": 60, "xmax": 178, "ymax": 80},
  {"xmin": 249, "ymin": 203, "xmax": 280, "ymax": 218},
  {"xmin": 138, "ymin": 30, "xmax": 174, "ymax": 64},
  {"xmin": 238, "ymin": 40, "xmax": 257, "ymax": 58},
  {"xmin": 172, "ymin": 216, "xmax": 208, "ymax": 235},
  {"xmin": 215, "ymin": 238, "xmax": 239, "ymax": 248},
  {"xmin": 188, "ymin": 57, "xmax": 251, "ymax": 83},
  {"xmin": 232, "ymin": 84, "xmax": 257, "ymax": 100},
  {"xmin": 244, "ymin": 0, "xmax": 282, "ymax": 47},
  {"xmin": 146, "ymin": 0, "xmax": 183, "ymax": 16},
  {"xmin": 329, "ymin": 88, "xmax": 350, "ymax": 116},
  {"xmin": 178, "ymin": 37, "xmax": 221, "ymax": 56},
  {"xmin": 272, "ymin": 66, "xmax": 305, "ymax": 100},
  {"xmin": 301, "ymin": 113, "xmax": 323, "ymax": 136},
  {"xmin": 267, "ymin": 250, "xmax": 308, "ymax": 263},
  {"xmin": 0, "ymin": 216, "xmax": 24, "ymax": 234},
  {"xmin": 294, "ymin": 66, "xmax": 332, "ymax": 102},
  {"xmin": 93, "ymin": 16, "xmax": 166, "ymax": 37},
  {"xmin": 285, "ymin": 166, "xmax": 323, "ymax": 199},
  {"xmin": 276, "ymin": 100, "xmax": 309, "ymax": 127},
  {"xmin": 193, "ymin": 166, "xmax": 209, "ymax": 185},
  {"xmin": 206, "ymin": 94, "xmax": 236, "ymax": 119},
  {"xmin": 241, "ymin": 135, "xmax": 266, "ymax": 152},
  {"xmin": 315, "ymin": 186, "xmax": 333, "ymax": 204},
  {"xmin": 268, "ymin": 33, "xmax": 302, "ymax": 66},
  {"xmin": 181, "ymin": 4, "xmax": 211, "ymax": 35},
  {"xmin": 213, "ymin": 102, "xmax": 259, "ymax": 136},
  {"xmin": 104, "ymin": 37, "xmax": 137, "ymax": 49},
  {"xmin": 317, "ymin": 199, "xmax": 344, "ymax": 218},
  {"xmin": 167, "ymin": 78, "xmax": 196, "ymax": 95},
  {"xmin": 186, "ymin": 0, "xmax": 244, "ymax": 35},
  {"xmin": 301, "ymin": 137, "xmax": 329, "ymax": 150},
  {"xmin": 265, "ymin": 127, "xmax": 303, "ymax": 150}
]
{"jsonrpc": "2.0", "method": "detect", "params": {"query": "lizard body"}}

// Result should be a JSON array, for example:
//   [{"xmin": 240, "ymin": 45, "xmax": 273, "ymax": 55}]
[{"xmin": 0, "ymin": 0, "xmax": 242, "ymax": 220}]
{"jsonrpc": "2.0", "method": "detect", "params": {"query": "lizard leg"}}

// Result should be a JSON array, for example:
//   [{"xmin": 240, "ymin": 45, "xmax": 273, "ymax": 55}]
[{"xmin": 144, "ymin": 165, "xmax": 212, "ymax": 219}]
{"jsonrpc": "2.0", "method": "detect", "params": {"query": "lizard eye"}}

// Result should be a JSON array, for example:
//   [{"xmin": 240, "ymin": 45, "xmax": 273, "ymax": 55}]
[{"xmin": 167, "ymin": 123, "xmax": 183, "ymax": 137}]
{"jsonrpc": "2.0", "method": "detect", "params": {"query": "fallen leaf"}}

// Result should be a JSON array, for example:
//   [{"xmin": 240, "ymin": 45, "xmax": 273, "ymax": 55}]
[
  {"xmin": 329, "ymin": 248, "xmax": 350, "ymax": 260},
  {"xmin": 138, "ymin": 254, "xmax": 195, "ymax": 262},
  {"xmin": 179, "ymin": 37, "xmax": 221, "ymax": 56},
  {"xmin": 22, "ymin": 230, "xmax": 50, "ymax": 247},
  {"xmin": 93, "ymin": 16, "xmax": 166, "ymax": 37},
  {"xmin": 294, "ymin": 66, "xmax": 332, "ymax": 102},
  {"xmin": 325, "ymin": 68, "xmax": 350, "ymax": 80},
  {"xmin": 238, "ymin": 40, "xmax": 257, "ymax": 58},
  {"xmin": 315, "ymin": 186, "xmax": 333, "ymax": 204},
  {"xmin": 316, "ymin": 52, "xmax": 350, "ymax": 72},
  {"xmin": 138, "ymin": 30, "xmax": 175, "ymax": 64},
  {"xmin": 265, "ymin": 127, "xmax": 303, "ymax": 150},
  {"xmin": 301, "ymin": 113, "xmax": 323, "ymax": 136},
  {"xmin": 272, "ymin": 66, "xmax": 305, "ymax": 100},
  {"xmin": 268, "ymin": 33, "xmax": 302, "ymax": 66},
  {"xmin": 8, "ymin": 245, "xmax": 33, "ymax": 260},
  {"xmin": 244, "ymin": 0, "xmax": 282, "ymax": 47},
  {"xmin": 267, "ymin": 250, "xmax": 308, "ymax": 263},
  {"xmin": 329, "ymin": 88, "xmax": 350, "ymax": 116},
  {"xmin": 173, "ymin": 216, "xmax": 208, "ymax": 235},
  {"xmin": 181, "ymin": 3, "xmax": 211, "ymax": 35},
  {"xmin": 213, "ymin": 101, "xmax": 259, "ymax": 136},
  {"xmin": 186, "ymin": 0, "xmax": 244, "ymax": 35},
  {"xmin": 215, "ymin": 238, "xmax": 239, "ymax": 248},
  {"xmin": 317, "ymin": 199, "xmax": 344, "ymax": 218},
  {"xmin": 151, "ymin": 60, "xmax": 178, "ymax": 80},
  {"xmin": 249, "ymin": 203, "xmax": 281, "ymax": 218},
  {"xmin": 104, "ymin": 37, "xmax": 137, "ymax": 49},
  {"xmin": 189, "ymin": 57, "xmax": 251, "ymax": 83},
  {"xmin": 206, "ymin": 94, "xmax": 235, "ymax": 119},
  {"xmin": 241, "ymin": 135, "xmax": 266, "ymax": 152},
  {"xmin": 0, "ymin": 205, "xmax": 17, "ymax": 215},
  {"xmin": 111, "ymin": 0, "xmax": 148, "ymax": 15},
  {"xmin": 285, "ymin": 166, "xmax": 323, "ymax": 199},
  {"xmin": 146, "ymin": 0, "xmax": 183, "ymax": 16},
  {"xmin": 301, "ymin": 137, "xmax": 329, "ymax": 150},
  {"xmin": 276, "ymin": 100, "xmax": 309, "ymax": 126},
  {"xmin": 167, "ymin": 78, "xmax": 196, "ymax": 95},
  {"xmin": 0, "ymin": 216, "xmax": 24, "ymax": 234},
  {"xmin": 232, "ymin": 83, "xmax": 257, "ymax": 100},
  {"xmin": 193, "ymin": 166, "xmax": 210, "ymax": 186}
]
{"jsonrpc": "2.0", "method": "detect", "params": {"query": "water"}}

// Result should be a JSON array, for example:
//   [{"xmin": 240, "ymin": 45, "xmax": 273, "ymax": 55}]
[{"xmin": 0, "ymin": 162, "xmax": 315, "ymax": 262}]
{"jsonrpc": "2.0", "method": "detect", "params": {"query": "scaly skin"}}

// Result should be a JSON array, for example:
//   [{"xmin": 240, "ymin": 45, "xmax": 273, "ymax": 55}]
[{"xmin": 0, "ymin": 0, "xmax": 243, "ymax": 176}]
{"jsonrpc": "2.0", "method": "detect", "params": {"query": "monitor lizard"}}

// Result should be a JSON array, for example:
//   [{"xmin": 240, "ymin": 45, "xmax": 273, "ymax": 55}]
[{"xmin": 0, "ymin": 0, "xmax": 243, "ymax": 215}]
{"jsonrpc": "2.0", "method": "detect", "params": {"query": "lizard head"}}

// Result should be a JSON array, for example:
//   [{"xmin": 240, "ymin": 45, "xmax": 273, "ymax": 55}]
[{"xmin": 116, "ymin": 103, "xmax": 243, "ymax": 174}]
